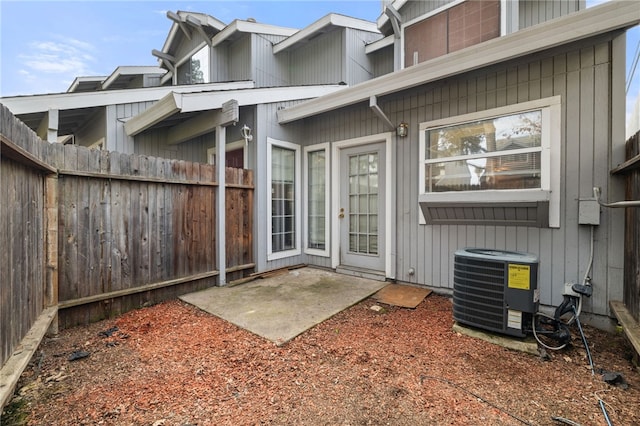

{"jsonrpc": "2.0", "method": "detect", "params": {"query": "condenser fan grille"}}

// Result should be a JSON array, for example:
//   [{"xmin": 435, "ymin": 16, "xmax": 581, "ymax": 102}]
[{"xmin": 453, "ymin": 256, "xmax": 506, "ymax": 333}]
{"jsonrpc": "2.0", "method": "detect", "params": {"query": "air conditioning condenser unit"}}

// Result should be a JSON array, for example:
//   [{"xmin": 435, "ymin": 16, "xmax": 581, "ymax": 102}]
[{"xmin": 453, "ymin": 248, "xmax": 539, "ymax": 337}]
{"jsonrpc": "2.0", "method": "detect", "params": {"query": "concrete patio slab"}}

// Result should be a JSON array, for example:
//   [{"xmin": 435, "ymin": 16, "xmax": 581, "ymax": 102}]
[{"xmin": 179, "ymin": 267, "xmax": 388, "ymax": 345}]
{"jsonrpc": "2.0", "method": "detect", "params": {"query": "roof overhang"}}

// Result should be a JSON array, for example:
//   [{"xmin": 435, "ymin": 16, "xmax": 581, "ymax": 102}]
[
  {"xmin": 278, "ymin": 0, "xmax": 640, "ymax": 124},
  {"xmin": 0, "ymin": 81, "xmax": 255, "ymax": 115},
  {"xmin": 124, "ymin": 85, "xmax": 347, "ymax": 137},
  {"xmin": 365, "ymin": 34, "xmax": 394, "ymax": 54},
  {"xmin": 101, "ymin": 66, "xmax": 167, "ymax": 90},
  {"xmin": 67, "ymin": 76, "xmax": 106, "ymax": 93},
  {"xmin": 273, "ymin": 14, "xmax": 380, "ymax": 54},
  {"xmin": 1, "ymin": 81, "xmax": 254, "ymax": 136},
  {"xmin": 211, "ymin": 19, "xmax": 298, "ymax": 48}
]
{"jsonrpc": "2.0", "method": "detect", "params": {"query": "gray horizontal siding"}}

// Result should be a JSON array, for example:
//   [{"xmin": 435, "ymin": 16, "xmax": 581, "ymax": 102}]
[{"xmin": 298, "ymin": 33, "xmax": 621, "ymax": 317}]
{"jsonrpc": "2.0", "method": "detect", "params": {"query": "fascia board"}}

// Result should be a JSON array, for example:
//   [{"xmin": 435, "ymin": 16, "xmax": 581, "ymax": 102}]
[
  {"xmin": 179, "ymin": 85, "xmax": 346, "ymax": 113},
  {"xmin": 365, "ymin": 35, "xmax": 394, "ymax": 54},
  {"xmin": 67, "ymin": 76, "xmax": 106, "ymax": 93},
  {"xmin": 212, "ymin": 20, "xmax": 297, "ymax": 48},
  {"xmin": 101, "ymin": 66, "xmax": 167, "ymax": 90},
  {"xmin": 178, "ymin": 11, "xmax": 226, "ymax": 31},
  {"xmin": 124, "ymin": 92, "xmax": 181, "ymax": 136},
  {"xmin": 160, "ymin": 22, "xmax": 180, "ymax": 55},
  {"xmin": 1, "ymin": 81, "xmax": 255, "ymax": 115},
  {"xmin": 330, "ymin": 14, "xmax": 379, "ymax": 33},
  {"xmin": 279, "ymin": 0, "xmax": 640, "ymax": 124},
  {"xmin": 273, "ymin": 14, "xmax": 379, "ymax": 54}
]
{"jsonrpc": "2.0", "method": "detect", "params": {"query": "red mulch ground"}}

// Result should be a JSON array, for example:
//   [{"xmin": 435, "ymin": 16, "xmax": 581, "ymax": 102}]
[{"xmin": 3, "ymin": 294, "xmax": 639, "ymax": 425}]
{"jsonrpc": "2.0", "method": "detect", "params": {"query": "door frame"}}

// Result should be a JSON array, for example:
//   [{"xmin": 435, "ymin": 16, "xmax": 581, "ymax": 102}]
[{"xmin": 331, "ymin": 132, "xmax": 396, "ymax": 279}]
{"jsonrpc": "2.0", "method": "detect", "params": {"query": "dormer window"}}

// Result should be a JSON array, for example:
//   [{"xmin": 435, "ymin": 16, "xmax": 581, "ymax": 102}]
[{"xmin": 177, "ymin": 45, "xmax": 210, "ymax": 85}]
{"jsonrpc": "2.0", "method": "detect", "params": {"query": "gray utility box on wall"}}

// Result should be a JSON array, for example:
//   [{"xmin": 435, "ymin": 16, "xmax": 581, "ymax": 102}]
[{"xmin": 453, "ymin": 248, "xmax": 540, "ymax": 338}]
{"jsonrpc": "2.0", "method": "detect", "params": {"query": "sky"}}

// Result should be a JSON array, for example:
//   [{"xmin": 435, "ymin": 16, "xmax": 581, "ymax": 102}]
[
  {"xmin": 0, "ymin": 0, "xmax": 639, "ymax": 126},
  {"xmin": 0, "ymin": 0, "xmax": 382, "ymax": 97}
]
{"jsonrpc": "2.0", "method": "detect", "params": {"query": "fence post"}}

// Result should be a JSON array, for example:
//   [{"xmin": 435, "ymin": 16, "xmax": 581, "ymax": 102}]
[
  {"xmin": 45, "ymin": 174, "xmax": 59, "ymax": 334},
  {"xmin": 216, "ymin": 125, "xmax": 226, "ymax": 286}
]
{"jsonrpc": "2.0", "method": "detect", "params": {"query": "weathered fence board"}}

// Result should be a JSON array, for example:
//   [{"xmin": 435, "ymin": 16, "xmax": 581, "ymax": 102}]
[
  {"xmin": 1, "ymin": 103, "xmax": 255, "ymax": 366},
  {"xmin": 622, "ymin": 131, "xmax": 640, "ymax": 321},
  {"xmin": 52, "ymin": 158, "xmax": 253, "ymax": 327},
  {"xmin": 0, "ymin": 112, "xmax": 48, "ymax": 369}
]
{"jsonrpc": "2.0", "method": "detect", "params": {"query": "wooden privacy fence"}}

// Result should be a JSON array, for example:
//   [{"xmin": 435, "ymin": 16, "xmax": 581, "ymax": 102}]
[
  {"xmin": 620, "ymin": 131, "xmax": 640, "ymax": 321},
  {"xmin": 50, "ymin": 147, "xmax": 254, "ymax": 328},
  {"xmin": 1, "ymin": 104, "xmax": 253, "ymax": 406}
]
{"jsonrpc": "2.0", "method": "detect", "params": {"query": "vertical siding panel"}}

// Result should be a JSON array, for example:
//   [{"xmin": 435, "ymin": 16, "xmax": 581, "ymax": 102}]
[
  {"xmin": 593, "ymin": 46, "xmax": 614, "ymax": 315},
  {"xmin": 564, "ymin": 50, "xmax": 581, "ymax": 294},
  {"xmin": 517, "ymin": 63, "xmax": 529, "ymax": 103},
  {"xmin": 432, "ymin": 226, "xmax": 442, "ymax": 287},
  {"xmin": 291, "ymin": 30, "xmax": 343, "ymax": 85}
]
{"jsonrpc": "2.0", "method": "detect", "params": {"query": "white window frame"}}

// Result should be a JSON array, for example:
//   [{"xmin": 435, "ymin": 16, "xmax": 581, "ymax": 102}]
[
  {"xmin": 174, "ymin": 43, "xmax": 211, "ymax": 85},
  {"xmin": 267, "ymin": 138, "xmax": 302, "ymax": 261},
  {"xmin": 303, "ymin": 143, "xmax": 331, "ymax": 257},
  {"xmin": 418, "ymin": 96, "xmax": 561, "ymax": 228}
]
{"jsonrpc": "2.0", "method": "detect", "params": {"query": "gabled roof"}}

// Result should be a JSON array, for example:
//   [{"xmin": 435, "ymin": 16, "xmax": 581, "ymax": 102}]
[
  {"xmin": 101, "ymin": 66, "xmax": 167, "ymax": 90},
  {"xmin": 278, "ymin": 0, "xmax": 640, "ymax": 124},
  {"xmin": 273, "ymin": 14, "xmax": 380, "ymax": 54},
  {"xmin": 67, "ymin": 76, "xmax": 107, "ymax": 93},
  {"xmin": 159, "ymin": 11, "xmax": 227, "ymax": 56}
]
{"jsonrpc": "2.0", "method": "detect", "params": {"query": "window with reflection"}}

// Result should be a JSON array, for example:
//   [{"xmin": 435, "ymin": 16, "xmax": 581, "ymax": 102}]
[
  {"xmin": 424, "ymin": 110, "xmax": 542, "ymax": 193},
  {"xmin": 177, "ymin": 45, "xmax": 210, "ymax": 85}
]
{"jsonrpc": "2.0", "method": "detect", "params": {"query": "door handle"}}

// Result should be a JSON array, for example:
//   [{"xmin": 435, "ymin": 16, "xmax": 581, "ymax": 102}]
[{"xmin": 338, "ymin": 207, "xmax": 344, "ymax": 219}]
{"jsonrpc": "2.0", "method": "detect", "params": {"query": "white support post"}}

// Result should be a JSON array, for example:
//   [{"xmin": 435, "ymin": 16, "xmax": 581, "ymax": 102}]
[{"xmin": 216, "ymin": 125, "xmax": 226, "ymax": 286}]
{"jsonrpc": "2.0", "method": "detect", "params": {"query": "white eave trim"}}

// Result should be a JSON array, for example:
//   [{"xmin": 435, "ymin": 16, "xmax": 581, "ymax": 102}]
[
  {"xmin": 67, "ymin": 76, "xmax": 106, "ymax": 93},
  {"xmin": 101, "ymin": 66, "xmax": 167, "ymax": 90},
  {"xmin": 273, "ymin": 14, "xmax": 379, "ymax": 54},
  {"xmin": 365, "ymin": 34, "xmax": 394, "ymax": 54},
  {"xmin": 125, "ymin": 85, "xmax": 347, "ymax": 136},
  {"xmin": 0, "ymin": 81, "xmax": 255, "ymax": 115},
  {"xmin": 279, "ymin": 0, "xmax": 640, "ymax": 124},
  {"xmin": 212, "ymin": 20, "xmax": 298, "ymax": 47}
]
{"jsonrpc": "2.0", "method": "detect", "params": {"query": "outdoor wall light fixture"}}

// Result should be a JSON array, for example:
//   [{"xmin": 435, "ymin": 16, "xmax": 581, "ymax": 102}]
[
  {"xmin": 240, "ymin": 124, "xmax": 253, "ymax": 142},
  {"xmin": 396, "ymin": 122, "xmax": 408, "ymax": 137}
]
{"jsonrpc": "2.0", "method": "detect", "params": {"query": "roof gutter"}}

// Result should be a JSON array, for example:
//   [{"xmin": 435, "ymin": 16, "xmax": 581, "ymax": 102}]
[{"xmin": 278, "ymin": 0, "xmax": 640, "ymax": 124}]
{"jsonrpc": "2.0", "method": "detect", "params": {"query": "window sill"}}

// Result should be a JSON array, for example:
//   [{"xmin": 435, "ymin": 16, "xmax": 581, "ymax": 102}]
[
  {"xmin": 419, "ymin": 189, "xmax": 550, "ymax": 227},
  {"xmin": 267, "ymin": 248, "xmax": 302, "ymax": 262}
]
